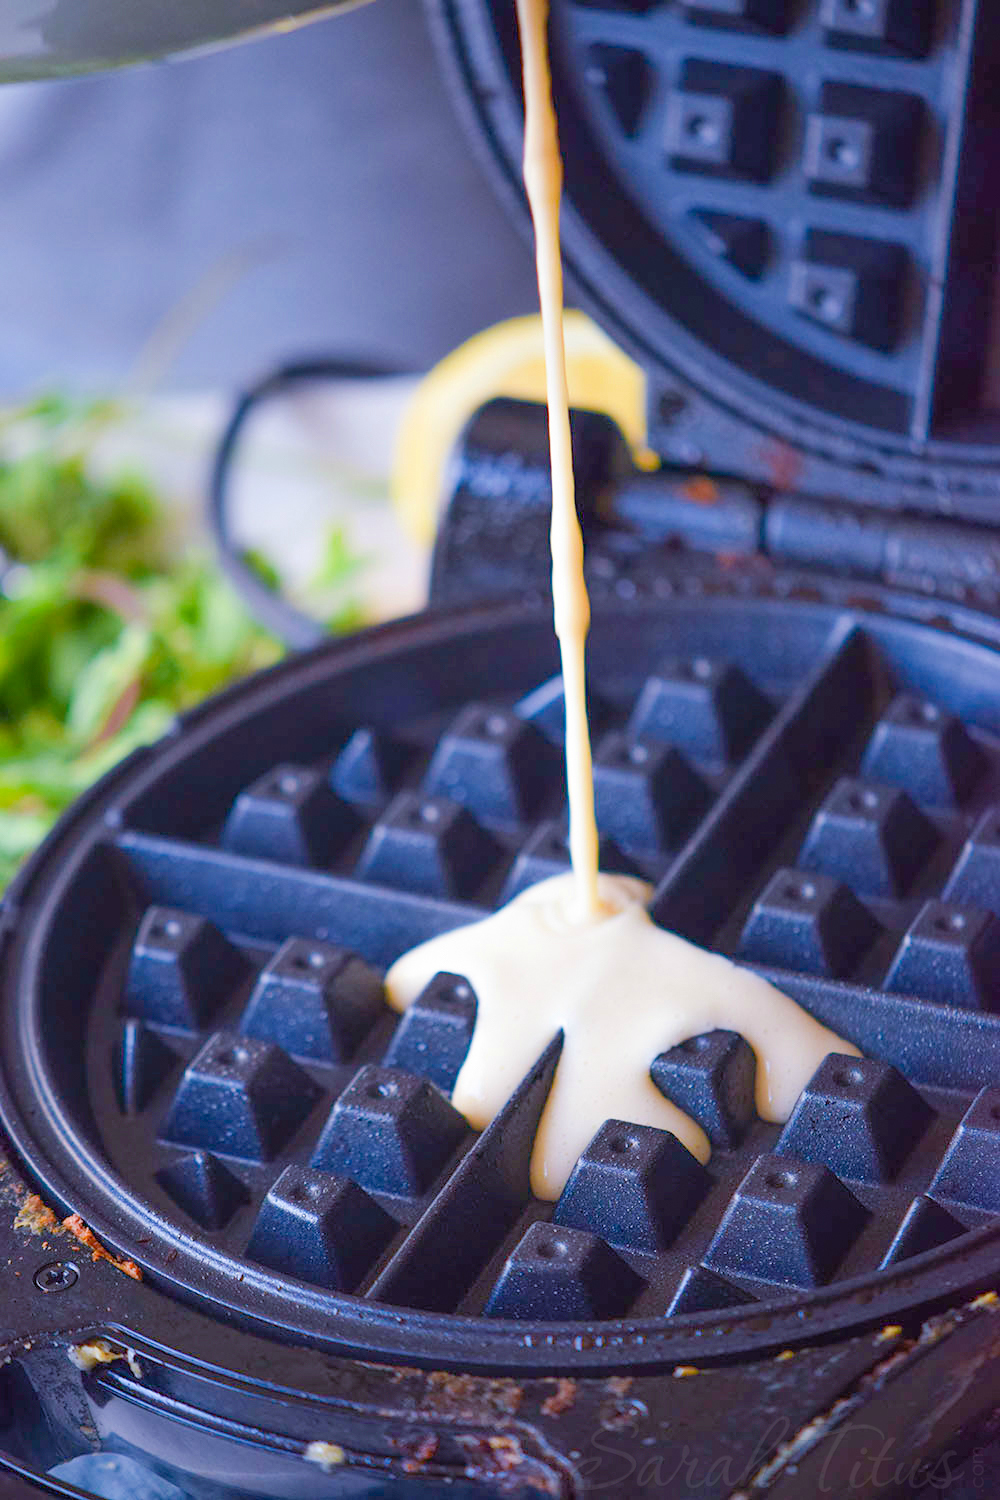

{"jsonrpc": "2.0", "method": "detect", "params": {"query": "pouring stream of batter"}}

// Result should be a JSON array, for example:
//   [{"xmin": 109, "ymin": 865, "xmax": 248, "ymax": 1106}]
[
  {"xmin": 386, "ymin": 0, "xmax": 860, "ymax": 1200},
  {"xmin": 516, "ymin": 0, "xmax": 603, "ymax": 925}
]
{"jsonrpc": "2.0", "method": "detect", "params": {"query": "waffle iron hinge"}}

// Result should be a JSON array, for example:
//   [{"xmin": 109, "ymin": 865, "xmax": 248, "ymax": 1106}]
[{"xmin": 430, "ymin": 397, "xmax": 1000, "ymax": 613}]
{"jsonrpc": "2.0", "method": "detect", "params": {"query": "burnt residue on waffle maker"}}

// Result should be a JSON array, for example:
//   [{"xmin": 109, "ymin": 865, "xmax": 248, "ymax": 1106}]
[{"xmin": 8, "ymin": 1, "xmax": 1000, "ymax": 1495}]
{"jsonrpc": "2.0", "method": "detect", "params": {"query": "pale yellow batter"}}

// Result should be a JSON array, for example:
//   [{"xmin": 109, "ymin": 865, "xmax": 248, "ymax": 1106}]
[
  {"xmin": 516, "ymin": 0, "xmax": 604, "ymax": 925},
  {"xmin": 387, "ymin": 873, "xmax": 859, "ymax": 1199},
  {"xmin": 386, "ymin": 0, "xmax": 860, "ymax": 1202}
]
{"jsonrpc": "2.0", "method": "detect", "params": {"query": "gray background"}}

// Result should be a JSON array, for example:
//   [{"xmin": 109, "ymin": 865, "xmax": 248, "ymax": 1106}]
[{"xmin": 0, "ymin": 0, "xmax": 539, "ymax": 394}]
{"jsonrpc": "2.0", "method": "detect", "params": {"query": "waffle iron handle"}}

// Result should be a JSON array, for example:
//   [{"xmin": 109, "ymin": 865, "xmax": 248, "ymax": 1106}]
[
  {"xmin": 429, "ymin": 396, "xmax": 635, "ymax": 609},
  {"xmin": 432, "ymin": 394, "xmax": 1000, "ymax": 617}
]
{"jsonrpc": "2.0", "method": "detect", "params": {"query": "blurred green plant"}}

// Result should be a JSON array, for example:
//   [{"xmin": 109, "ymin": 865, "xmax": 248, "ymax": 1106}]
[{"xmin": 0, "ymin": 395, "xmax": 366, "ymax": 889}]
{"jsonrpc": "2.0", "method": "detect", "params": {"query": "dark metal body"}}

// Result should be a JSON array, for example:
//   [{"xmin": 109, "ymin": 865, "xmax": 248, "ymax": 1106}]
[
  {"xmin": 7, "ymin": 564, "xmax": 1000, "ymax": 1495},
  {"xmin": 8, "ymin": 0, "xmax": 1000, "ymax": 1494}
]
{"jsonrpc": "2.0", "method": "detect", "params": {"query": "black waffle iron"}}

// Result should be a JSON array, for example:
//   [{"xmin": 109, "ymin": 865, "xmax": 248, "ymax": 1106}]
[{"xmin": 7, "ymin": 2, "xmax": 1000, "ymax": 1496}]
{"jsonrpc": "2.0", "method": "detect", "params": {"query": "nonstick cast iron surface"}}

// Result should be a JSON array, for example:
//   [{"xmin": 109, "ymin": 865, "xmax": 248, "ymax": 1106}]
[{"xmin": 6, "ymin": 591, "xmax": 1000, "ymax": 1374}]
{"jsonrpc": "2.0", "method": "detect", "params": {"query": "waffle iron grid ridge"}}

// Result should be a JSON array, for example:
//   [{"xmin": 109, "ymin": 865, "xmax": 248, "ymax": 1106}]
[{"xmin": 82, "ymin": 615, "xmax": 1000, "ymax": 1327}]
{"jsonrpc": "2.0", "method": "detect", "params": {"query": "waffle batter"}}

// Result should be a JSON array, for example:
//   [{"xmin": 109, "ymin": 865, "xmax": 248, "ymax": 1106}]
[
  {"xmin": 387, "ymin": 0, "xmax": 860, "ymax": 1200},
  {"xmin": 515, "ymin": 0, "xmax": 604, "ymax": 926}
]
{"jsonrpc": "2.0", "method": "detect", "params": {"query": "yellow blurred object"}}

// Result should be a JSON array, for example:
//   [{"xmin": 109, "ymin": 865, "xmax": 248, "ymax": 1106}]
[{"xmin": 390, "ymin": 311, "xmax": 653, "ymax": 546}]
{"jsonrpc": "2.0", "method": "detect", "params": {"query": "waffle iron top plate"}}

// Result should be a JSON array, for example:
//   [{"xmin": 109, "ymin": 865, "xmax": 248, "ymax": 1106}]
[{"xmin": 431, "ymin": 0, "xmax": 1000, "ymax": 514}]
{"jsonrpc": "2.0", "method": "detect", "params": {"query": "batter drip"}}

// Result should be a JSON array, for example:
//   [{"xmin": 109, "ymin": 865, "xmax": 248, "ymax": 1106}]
[
  {"xmin": 516, "ymin": 0, "xmax": 604, "ymax": 925},
  {"xmin": 386, "ymin": 0, "xmax": 860, "ymax": 1201},
  {"xmin": 386, "ymin": 874, "xmax": 859, "ymax": 1199}
]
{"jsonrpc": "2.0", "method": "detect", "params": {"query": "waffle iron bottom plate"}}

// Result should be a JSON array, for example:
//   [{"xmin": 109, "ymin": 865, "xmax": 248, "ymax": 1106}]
[{"xmin": 7, "ymin": 590, "xmax": 1000, "ymax": 1493}]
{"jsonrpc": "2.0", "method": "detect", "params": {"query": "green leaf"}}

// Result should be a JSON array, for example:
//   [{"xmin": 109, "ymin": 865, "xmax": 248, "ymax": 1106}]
[
  {"xmin": 76, "ymin": 699, "xmax": 176, "ymax": 778},
  {"xmin": 0, "ymin": 811, "xmax": 54, "ymax": 891},
  {"xmin": 327, "ymin": 598, "xmax": 368, "ymax": 635},
  {"xmin": 241, "ymin": 547, "xmax": 282, "ymax": 592},
  {"xmin": 0, "ymin": 811, "xmax": 53, "ymax": 856},
  {"xmin": 0, "ymin": 392, "xmax": 363, "ymax": 892},
  {"xmin": 66, "ymin": 622, "xmax": 152, "ymax": 743},
  {"xmin": 310, "ymin": 524, "xmax": 367, "ymax": 591}
]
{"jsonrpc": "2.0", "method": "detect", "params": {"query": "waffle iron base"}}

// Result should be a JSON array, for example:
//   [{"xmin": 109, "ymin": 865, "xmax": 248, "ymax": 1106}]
[{"xmin": 7, "ymin": 586, "xmax": 1000, "ymax": 1494}]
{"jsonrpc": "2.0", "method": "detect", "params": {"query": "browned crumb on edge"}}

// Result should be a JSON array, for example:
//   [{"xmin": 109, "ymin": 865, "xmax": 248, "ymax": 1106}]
[
  {"xmin": 13, "ymin": 1194, "xmax": 60, "ymax": 1235},
  {"xmin": 399, "ymin": 1432, "xmax": 439, "ymax": 1473},
  {"xmin": 424, "ymin": 1370, "xmax": 523, "ymax": 1417},
  {"xmin": 61, "ymin": 1214, "xmax": 143, "ymax": 1282},
  {"xmin": 541, "ymin": 1377, "xmax": 577, "ymax": 1417}
]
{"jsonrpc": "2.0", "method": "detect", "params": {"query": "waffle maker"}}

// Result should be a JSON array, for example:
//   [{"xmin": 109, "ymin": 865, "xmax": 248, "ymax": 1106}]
[{"xmin": 7, "ymin": 1, "xmax": 1000, "ymax": 1495}]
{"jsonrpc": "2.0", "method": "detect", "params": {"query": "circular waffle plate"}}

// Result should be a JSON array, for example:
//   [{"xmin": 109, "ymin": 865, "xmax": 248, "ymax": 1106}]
[
  {"xmin": 430, "ymin": 0, "xmax": 1000, "ymax": 513},
  {"xmin": 7, "ymin": 592, "xmax": 1000, "ymax": 1370}
]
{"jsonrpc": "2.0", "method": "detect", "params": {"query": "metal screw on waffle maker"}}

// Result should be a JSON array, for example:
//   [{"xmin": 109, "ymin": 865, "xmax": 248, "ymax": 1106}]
[{"xmin": 6, "ymin": 2, "xmax": 1000, "ymax": 1499}]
